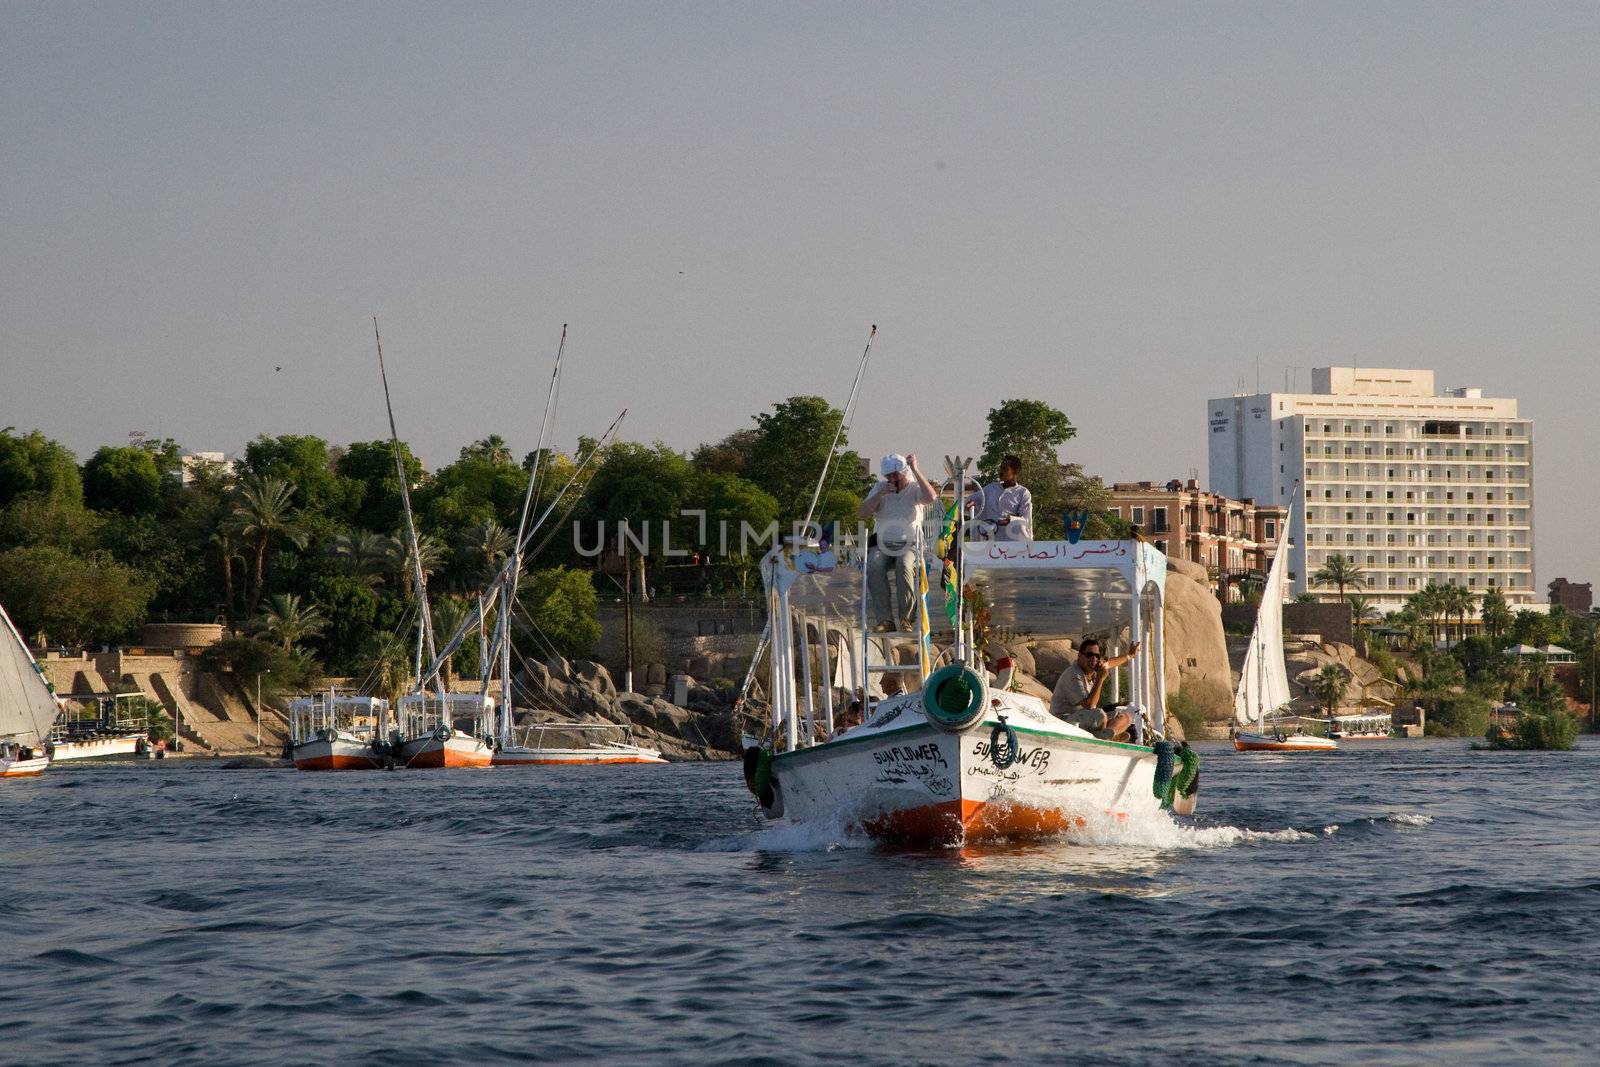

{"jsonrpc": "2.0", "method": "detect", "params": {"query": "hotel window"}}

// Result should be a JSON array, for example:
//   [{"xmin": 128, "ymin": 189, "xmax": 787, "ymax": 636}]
[
  {"xmin": 1131, "ymin": 507, "xmax": 1144, "ymax": 525},
  {"xmin": 1265, "ymin": 520, "xmax": 1276, "ymax": 539},
  {"xmin": 1153, "ymin": 507, "xmax": 1168, "ymax": 532}
]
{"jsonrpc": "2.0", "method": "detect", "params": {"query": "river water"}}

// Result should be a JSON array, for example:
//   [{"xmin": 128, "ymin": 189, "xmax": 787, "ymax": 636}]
[{"xmin": 5, "ymin": 740, "xmax": 1598, "ymax": 1065}]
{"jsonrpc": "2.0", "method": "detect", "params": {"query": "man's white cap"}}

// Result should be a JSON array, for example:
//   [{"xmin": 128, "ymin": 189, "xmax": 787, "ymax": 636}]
[{"xmin": 880, "ymin": 453, "xmax": 907, "ymax": 477}]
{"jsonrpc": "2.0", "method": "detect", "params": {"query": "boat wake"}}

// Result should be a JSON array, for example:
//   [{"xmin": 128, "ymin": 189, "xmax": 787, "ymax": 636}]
[
  {"xmin": 1057, "ymin": 808, "xmax": 1319, "ymax": 850},
  {"xmin": 697, "ymin": 815, "xmax": 874, "ymax": 854}
]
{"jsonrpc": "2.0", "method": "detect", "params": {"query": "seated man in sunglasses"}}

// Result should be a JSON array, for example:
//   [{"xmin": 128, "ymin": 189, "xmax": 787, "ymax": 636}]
[{"xmin": 1048, "ymin": 637, "xmax": 1140, "ymax": 739}]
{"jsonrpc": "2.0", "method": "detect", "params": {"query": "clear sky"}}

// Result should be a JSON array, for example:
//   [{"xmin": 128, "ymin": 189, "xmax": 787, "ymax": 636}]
[{"xmin": 4, "ymin": 3, "xmax": 1596, "ymax": 591}]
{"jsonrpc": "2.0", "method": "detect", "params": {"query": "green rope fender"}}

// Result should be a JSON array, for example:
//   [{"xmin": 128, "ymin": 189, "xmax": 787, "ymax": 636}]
[
  {"xmin": 1155, "ymin": 742, "xmax": 1201, "ymax": 810},
  {"xmin": 990, "ymin": 720, "xmax": 1020, "ymax": 769}
]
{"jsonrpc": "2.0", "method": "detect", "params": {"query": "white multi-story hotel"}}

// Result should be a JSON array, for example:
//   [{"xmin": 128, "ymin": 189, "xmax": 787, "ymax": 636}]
[{"xmin": 1208, "ymin": 367, "xmax": 1534, "ymax": 611}]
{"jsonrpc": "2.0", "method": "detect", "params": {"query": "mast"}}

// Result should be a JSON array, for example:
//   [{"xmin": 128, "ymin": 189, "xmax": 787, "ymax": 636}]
[{"xmin": 372, "ymin": 317, "xmax": 438, "ymax": 693}]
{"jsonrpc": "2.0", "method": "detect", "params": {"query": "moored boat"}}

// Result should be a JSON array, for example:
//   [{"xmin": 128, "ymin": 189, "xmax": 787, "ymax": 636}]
[
  {"xmin": 1232, "ymin": 503, "xmax": 1339, "ymax": 754},
  {"xmin": 1, "ymin": 601, "xmax": 64, "ymax": 781},
  {"xmin": 289, "ymin": 693, "xmax": 392, "ymax": 770},
  {"xmin": 397, "ymin": 693, "xmax": 495, "ymax": 768},
  {"xmin": 492, "ymin": 722, "xmax": 665, "ymax": 766}
]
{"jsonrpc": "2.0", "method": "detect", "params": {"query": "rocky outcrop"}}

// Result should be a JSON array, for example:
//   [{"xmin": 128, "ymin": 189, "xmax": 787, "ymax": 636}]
[
  {"xmin": 1283, "ymin": 638, "xmax": 1398, "ymax": 710},
  {"xmin": 1161, "ymin": 557, "xmax": 1233, "ymax": 708},
  {"xmin": 513, "ymin": 657, "xmax": 739, "ymax": 759}
]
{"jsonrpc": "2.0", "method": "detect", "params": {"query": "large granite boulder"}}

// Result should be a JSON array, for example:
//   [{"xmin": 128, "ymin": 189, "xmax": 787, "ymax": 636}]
[{"xmin": 1161, "ymin": 561, "xmax": 1233, "ymax": 715}]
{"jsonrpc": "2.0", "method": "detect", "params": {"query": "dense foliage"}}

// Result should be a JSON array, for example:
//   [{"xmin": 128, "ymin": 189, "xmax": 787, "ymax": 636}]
[{"xmin": 0, "ymin": 396, "xmax": 1158, "ymax": 697}]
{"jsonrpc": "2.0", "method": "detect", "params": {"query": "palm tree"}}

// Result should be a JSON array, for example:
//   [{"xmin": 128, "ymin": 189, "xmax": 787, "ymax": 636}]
[
  {"xmin": 1312, "ymin": 554, "xmax": 1366, "ymax": 605},
  {"xmin": 210, "ymin": 526, "xmax": 247, "ymax": 620},
  {"xmin": 429, "ymin": 595, "xmax": 474, "ymax": 687},
  {"xmin": 459, "ymin": 519, "xmax": 515, "ymax": 580},
  {"xmin": 357, "ymin": 631, "xmax": 412, "ymax": 706},
  {"xmin": 228, "ymin": 475, "xmax": 308, "ymax": 614},
  {"xmin": 461, "ymin": 435, "xmax": 514, "ymax": 465},
  {"xmin": 1479, "ymin": 588, "xmax": 1513, "ymax": 644},
  {"xmin": 384, "ymin": 531, "xmax": 445, "ymax": 597},
  {"xmin": 251, "ymin": 593, "xmax": 327, "ymax": 651},
  {"xmin": 1311, "ymin": 663, "xmax": 1351, "ymax": 716},
  {"xmin": 1412, "ymin": 584, "xmax": 1447, "ymax": 646},
  {"xmin": 328, "ymin": 530, "xmax": 389, "ymax": 588},
  {"xmin": 1348, "ymin": 595, "xmax": 1379, "ymax": 638},
  {"xmin": 1441, "ymin": 585, "xmax": 1476, "ymax": 644}
]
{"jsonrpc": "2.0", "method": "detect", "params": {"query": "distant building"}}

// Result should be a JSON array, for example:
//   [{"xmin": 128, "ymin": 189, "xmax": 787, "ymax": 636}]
[
  {"xmin": 1107, "ymin": 479, "xmax": 1286, "ymax": 600},
  {"xmin": 1548, "ymin": 578, "xmax": 1592, "ymax": 614},
  {"xmin": 1208, "ymin": 366, "xmax": 1534, "ymax": 611},
  {"xmin": 178, "ymin": 451, "xmax": 236, "ymax": 485}
]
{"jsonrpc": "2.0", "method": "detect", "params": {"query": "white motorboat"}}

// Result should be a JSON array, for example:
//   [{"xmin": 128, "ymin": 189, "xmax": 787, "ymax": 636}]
[
  {"xmin": 0, "ymin": 600, "xmax": 63, "ymax": 779},
  {"xmin": 397, "ymin": 693, "xmax": 495, "ymax": 768},
  {"xmin": 1233, "ymin": 504, "xmax": 1339, "ymax": 753},
  {"xmin": 742, "ymin": 500, "xmax": 1199, "ymax": 845},
  {"xmin": 1327, "ymin": 711, "xmax": 1393, "ymax": 740},
  {"xmin": 492, "ymin": 722, "xmax": 665, "ymax": 766},
  {"xmin": 288, "ymin": 693, "xmax": 392, "ymax": 770},
  {"xmin": 47, "ymin": 692, "xmax": 155, "ymax": 762}
]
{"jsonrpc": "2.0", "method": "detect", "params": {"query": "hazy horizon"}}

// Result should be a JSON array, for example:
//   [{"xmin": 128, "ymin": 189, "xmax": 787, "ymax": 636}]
[{"xmin": 5, "ymin": 3, "xmax": 1595, "ymax": 592}]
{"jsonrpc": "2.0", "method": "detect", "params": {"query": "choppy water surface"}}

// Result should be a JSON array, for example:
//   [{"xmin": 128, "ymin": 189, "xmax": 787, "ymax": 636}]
[{"xmin": 5, "ymin": 740, "xmax": 1599, "ymax": 1065}]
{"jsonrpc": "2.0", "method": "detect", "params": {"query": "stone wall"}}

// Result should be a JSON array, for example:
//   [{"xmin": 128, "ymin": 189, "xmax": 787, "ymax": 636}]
[{"xmin": 1222, "ymin": 601, "xmax": 1352, "ymax": 647}]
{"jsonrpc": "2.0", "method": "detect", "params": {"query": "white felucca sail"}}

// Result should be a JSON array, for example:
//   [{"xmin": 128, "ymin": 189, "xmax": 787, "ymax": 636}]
[
  {"xmin": 0, "ymin": 602, "xmax": 63, "ymax": 747},
  {"xmin": 1235, "ymin": 510, "xmax": 1294, "ymax": 729}
]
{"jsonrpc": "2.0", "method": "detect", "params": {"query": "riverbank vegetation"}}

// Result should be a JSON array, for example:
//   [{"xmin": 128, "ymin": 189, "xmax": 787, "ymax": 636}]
[
  {"xmin": 1308, "ymin": 557, "xmax": 1596, "ymax": 738},
  {"xmin": 0, "ymin": 398, "xmax": 1121, "ymax": 694}
]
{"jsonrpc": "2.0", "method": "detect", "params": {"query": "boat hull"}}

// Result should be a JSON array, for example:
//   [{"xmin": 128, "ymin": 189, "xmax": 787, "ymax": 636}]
[
  {"xmin": 292, "ymin": 738, "xmax": 386, "ymax": 771},
  {"xmin": 770, "ymin": 718, "xmax": 1158, "ymax": 845},
  {"xmin": 49, "ymin": 735, "xmax": 148, "ymax": 762},
  {"xmin": 401, "ymin": 733, "xmax": 493, "ymax": 768},
  {"xmin": 492, "ymin": 746, "xmax": 666, "ymax": 766},
  {"xmin": 1, "ymin": 755, "xmax": 50, "ymax": 778},
  {"xmin": 1233, "ymin": 731, "xmax": 1339, "ymax": 752}
]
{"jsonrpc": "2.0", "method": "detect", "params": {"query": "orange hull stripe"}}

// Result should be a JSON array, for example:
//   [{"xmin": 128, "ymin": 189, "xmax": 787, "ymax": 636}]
[
  {"xmin": 295, "ymin": 754, "xmax": 383, "ymax": 771},
  {"xmin": 863, "ymin": 799, "xmax": 1096, "ymax": 845},
  {"xmin": 1, "ymin": 769, "xmax": 47, "ymax": 778},
  {"xmin": 406, "ymin": 747, "xmax": 493, "ymax": 769},
  {"xmin": 490, "ymin": 756, "xmax": 664, "ymax": 766},
  {"xmin": 1234, "ymin": 740, "xmax": 1334, "ymax": 751}
]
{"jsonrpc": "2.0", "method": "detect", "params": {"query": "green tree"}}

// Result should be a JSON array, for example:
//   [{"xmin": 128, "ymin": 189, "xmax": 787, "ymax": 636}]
[
  {"xmin": 691, "ymin": 429, "xmax": 759, "ymax": 477},
  {"xmin": 458, "ymin": 519, "xmax": 515, "ymax": 582},
  {"xmin": 695, "ymin": 472, "xmax": 781, "ymax": 597},
  {"xmin": 250, "ymin": 593, "xmax": 327, "ymax": 651},
  {"xmin": 1478, "ymin": 588, "xmax": 1514, "ymax": 644},
  {"xmin": 1310, "ymin": 663, "xmax": 1351, "ymax": 715},
  {"xmin": 227, "ymin": 475, "xmax": 309, "ymax": 615},
  {"xmin": 0, "ymin": 492, "xmax": 101, "ymax": 552},
  {"xmin": 306, "ymin": 573, "xmax": 393, "ymax": 674},
  {"xmin": 520, "ymin": 567, "xmax": 601, "ymax": 660},
  {"xmin": 744, "ymin": 397, "xmax": 870, "ymax": 526},
  {"xmin": 83, "ymin": 445, "xmax": 164, "ymax": 514},
  {"xmin": 977, "ymin": 399, "xmax": 1112, "ymax": 538},
  {"xmin": 237, "ymin": 435, "xmax": 362, "ymax": 525},
  {"xmin": 1312, "ymin": 554, "xmax": 1366, "ymax": 604},
  {"xmin": 419, "ymin": 441, "xmax": 530, "ymax": 539},
  {"xmin": 356, "ymin": 630, "xmax": 413, "ymax": 705},
  {"xmin": 0, "ymin": 429, "xmax": 82, "ymax": 508},
  {"xmin": 1510, "ymin": 610, "xmax": 1564, "ymax": 650},
  {"xmin": 0, "ymin": 544, "xmax": 152, "ymax": 645},
  {"xmin": 1347, "ymin": 594, "xmax": 1378, "ymax": 637},
  {"xmin": 336, "ymin": 440, "xmax": 424, "ymax": 534},
  {"xmin": 326, "ymin": 530, "xmax": 390, "ymax": 589}
]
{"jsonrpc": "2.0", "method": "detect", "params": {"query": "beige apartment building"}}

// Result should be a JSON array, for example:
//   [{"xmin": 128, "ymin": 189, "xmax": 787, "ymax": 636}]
[
  {"xmin": 1208, "ymin": 367, "xmax": 1535, "ymax": 611},
  {"xmin": 1108, "ymin": 479, "xmax": 1287, "ymax": 600}
]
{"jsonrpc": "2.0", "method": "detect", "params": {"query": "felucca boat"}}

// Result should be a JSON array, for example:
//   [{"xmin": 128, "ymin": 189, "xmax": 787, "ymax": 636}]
[
  {"xmin": 1, "ymin": 601, "xmax": 62, "ymax": 779},
  {"xmin": 1232, "ymin": 506, "xmax": 1337, "ymax": 753},
  {"xmin": 741, "ymin": 465, "xmax": 1199, "ymax": 845},
  {"xmin": 288, "ymin": 692, "xmax": 393, "ymax": 770}
]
